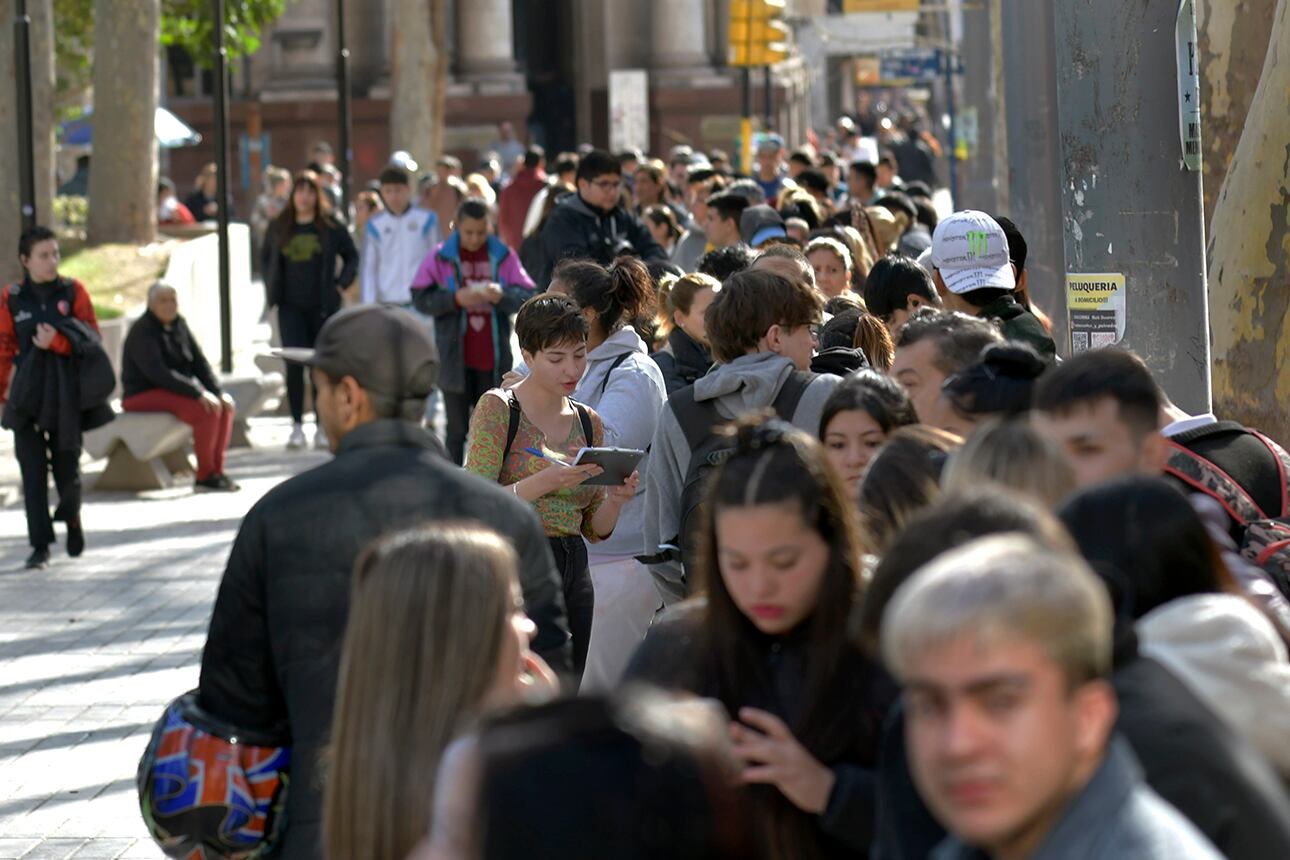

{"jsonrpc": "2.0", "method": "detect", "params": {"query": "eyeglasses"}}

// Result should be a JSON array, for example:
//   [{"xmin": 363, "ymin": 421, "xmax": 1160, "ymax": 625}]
[{"xmin": 591, "ymin": 178, "xmax": 623, "ymax": 191}]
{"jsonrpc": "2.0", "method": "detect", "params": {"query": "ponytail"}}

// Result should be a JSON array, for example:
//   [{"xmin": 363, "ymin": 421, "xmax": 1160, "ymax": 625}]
[
  {"xmin": 653, "ymin": 273, "xmax": 681, "ymax": 339},
  {"xmin": 551, "ymin": 256, "xmax": 655, "ymax": 337}
]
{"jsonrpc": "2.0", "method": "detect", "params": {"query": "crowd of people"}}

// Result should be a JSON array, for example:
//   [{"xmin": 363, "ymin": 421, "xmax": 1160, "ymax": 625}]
[{"xmin": 8, "ymin": 116, "xmax": 1290, "ymax": 859}]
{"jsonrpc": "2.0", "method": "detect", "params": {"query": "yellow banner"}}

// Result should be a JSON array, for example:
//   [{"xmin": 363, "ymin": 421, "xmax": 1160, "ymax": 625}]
[{"xmin": 843, "ymin": 0, "xmax": 921, "ymax": 12}]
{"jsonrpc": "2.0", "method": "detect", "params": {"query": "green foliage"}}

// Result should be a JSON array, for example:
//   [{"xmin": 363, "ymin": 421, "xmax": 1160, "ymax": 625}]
[
  {"xmin": 54, "ymin": 196, "xmax": 89, "ymax": 229},
  {"xmin": 53, "ymin": 0, "xmax": 95, "ymax": 121},
  {"xmin": 93, "ymin": 303, "xmax": 125, "ymax": 320},
  {"xmin": 51, "ymin": 0, "xmax": 292, "ymax": 114},
  {"xmin": 160, "ymin": 0, "xmax": 291, "ymax": 66}
]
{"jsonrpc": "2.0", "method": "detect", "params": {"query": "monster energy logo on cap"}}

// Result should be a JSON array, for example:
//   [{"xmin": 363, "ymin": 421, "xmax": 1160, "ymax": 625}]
[{"xmin": 930, "ymin": 209, "xmax": 1017, "ymax": 296}]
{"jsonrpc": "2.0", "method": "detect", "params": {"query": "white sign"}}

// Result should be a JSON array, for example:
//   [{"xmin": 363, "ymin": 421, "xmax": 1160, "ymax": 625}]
[
  {"xmin": 1175, "ymin": 0, "xmax": 1202, "ymax": 171},
  {"xmin": 609, "ymin": 70, "xmax": 650, "ymax": 155}
]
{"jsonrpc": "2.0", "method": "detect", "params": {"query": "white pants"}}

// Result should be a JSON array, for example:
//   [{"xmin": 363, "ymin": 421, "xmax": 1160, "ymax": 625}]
[{"xmin": 580, "ymin": 556, "xmax": 662, "ymax": 693}]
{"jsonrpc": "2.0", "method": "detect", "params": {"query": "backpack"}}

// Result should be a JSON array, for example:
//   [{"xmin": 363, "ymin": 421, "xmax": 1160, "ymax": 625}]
[
  {"xmin": 1164, "ymin": 430, "xmax": 1290, "ymax": 598},
  {"xmin": 663, "ymin": 370, "xmax": 814, "ymax": 580},
  {"xmin": 500, "ymin": 389, "xmax": 594, "ymax": 464}
]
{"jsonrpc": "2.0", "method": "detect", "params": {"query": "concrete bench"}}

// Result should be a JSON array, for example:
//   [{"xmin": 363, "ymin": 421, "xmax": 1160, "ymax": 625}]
[
  {"xmin": 84, "ymin": 412, "xmax": 194, "ymax": 491},
  {"xmin": 221, "ymin": 372, "xmax": 285, "ymax": 448}
]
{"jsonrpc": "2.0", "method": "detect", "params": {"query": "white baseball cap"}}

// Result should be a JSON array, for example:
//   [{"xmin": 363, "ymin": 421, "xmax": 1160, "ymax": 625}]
[{"xmin": 930, "ymin": 210, "xmax": 1015, "ymax": 294}]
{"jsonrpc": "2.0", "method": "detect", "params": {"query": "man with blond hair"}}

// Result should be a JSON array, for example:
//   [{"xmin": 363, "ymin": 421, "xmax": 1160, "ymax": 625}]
[{"xmin": 883, "ymin": 536, "xmax": 1222, "ymax": 860}]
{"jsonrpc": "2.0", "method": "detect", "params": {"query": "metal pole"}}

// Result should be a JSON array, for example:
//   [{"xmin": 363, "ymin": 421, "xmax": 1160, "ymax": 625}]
[
  {"xmin": 212, "ymin": 0, "xmax": 233, "ymax": 374},
  {"xmin": 942, "ymin": 46, "xmax": 958, "ymax": 210},
  {"xmin": 1000, "ymin": 0, "xmax": 1066, "ymax": 344},
  {"xmin": 1049, "ymin": 0, "xmax": 1211, "ymax": 412},
  {"xmin": 741, "ymin": 67, "xmax": 753, "ymax": 175},
  {"xmin": 763, "ymin": 65, "xmax": 774, "ymax": 131},
  {"xmin": 335, "ymin": 0, "xmax": 353, "ymax": 217},
  {"xmin": 14, "ymin": 0, "xmax": 37, "ymax": 229}
]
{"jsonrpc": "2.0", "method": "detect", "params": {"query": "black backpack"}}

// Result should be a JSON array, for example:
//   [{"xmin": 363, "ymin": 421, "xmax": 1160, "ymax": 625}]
[
  {"xmin": 499, "ymin": 389, "xmax": 595, "ymax": 464},
  {"xmin": 662, "ymin": 370, "xmax": 814, "ymax": 581}
]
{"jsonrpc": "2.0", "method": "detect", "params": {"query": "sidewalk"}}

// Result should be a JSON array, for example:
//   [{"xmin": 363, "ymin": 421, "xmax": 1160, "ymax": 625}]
[{"xmin": 0, "ymin": 419, "xmax": 328, "ymax": 858}]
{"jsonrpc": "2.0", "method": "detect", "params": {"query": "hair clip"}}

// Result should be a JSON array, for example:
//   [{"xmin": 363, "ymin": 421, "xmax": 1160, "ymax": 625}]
[{"xmin": 738, "ymin": 418, "xmax": 793, "ymax": 453}]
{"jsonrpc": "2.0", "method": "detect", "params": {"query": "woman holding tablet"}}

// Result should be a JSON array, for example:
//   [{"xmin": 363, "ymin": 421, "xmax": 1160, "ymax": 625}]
[
  {"xmin": 465, "ymin": 293, "xmax": 638, "ymax": 679},
  {"xmin": 546, "ymin": 257, "xmax": 667, "ymax": 691}
]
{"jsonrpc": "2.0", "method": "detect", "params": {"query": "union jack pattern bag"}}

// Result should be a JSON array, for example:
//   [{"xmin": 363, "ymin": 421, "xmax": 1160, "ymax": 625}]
[{"xmin": 137, "ymin": 690, "xmax": 290, "ymax": 859}]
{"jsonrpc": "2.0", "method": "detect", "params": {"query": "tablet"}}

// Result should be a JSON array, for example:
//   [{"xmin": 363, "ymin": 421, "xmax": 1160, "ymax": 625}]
[{"xmin": 573, "ymin": 447, "xmax": 645, "ymax": 486}]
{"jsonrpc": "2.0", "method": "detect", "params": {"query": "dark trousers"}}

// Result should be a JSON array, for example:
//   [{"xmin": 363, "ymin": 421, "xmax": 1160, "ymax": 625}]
[
  {"xmin": 14, "ymin": 426, "xmax": 81, "ymax": 550},
  {"xmin": 278, "ymin": 305, "xmax": 327, "ymax": 424},
  {"xmin": 444, "ymin": 368, "xmax": 496, "ymax": 465},
  {"xmin": 549, "ymin": 535, "xmax": 594, "ymax": 679}
]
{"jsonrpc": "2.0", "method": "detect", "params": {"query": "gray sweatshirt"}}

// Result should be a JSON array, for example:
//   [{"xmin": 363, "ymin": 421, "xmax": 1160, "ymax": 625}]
[
  {"xmin": 574, "ymin": 327, "xmax": 668, "ymax": 560},
  {"xmin": 642, "ymin": 352, "xmax": 841, "ymax": 603}
]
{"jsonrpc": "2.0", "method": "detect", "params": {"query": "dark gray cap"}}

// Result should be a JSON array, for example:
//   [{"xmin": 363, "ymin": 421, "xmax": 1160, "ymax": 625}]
[
  {"xmin": 740, "ymin": 204, "xmax": 787, "ymax": 248},
  {"xmin": 273, "ymin": 304, "xmax": 439, "ymax": 399}
]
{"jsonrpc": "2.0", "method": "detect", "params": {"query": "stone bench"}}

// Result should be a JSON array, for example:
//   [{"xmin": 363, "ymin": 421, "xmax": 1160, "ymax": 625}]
[
  {"xmin": 84, "ymin": 412, "xmax": 194, "ymax": 491},
  {"xmin": 221, "ymin": 372, "xmax": 285, "ymax": 449}
]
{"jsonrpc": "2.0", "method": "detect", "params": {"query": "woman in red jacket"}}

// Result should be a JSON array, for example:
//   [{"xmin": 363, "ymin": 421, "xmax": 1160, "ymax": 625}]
[{"xmin": 0, "ymin": 226, "xmax": 101, "ymax": 569}]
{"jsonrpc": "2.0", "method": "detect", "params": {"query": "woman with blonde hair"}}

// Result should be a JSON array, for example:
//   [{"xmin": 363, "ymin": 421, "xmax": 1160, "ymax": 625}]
[
  {"xmin": 804, "ymin": 236, "xmax": 853, "ymax": 299},
  {"xmin": 941, "ymin": 416, "xmax": 1076, "ymax": 510},
  {"xmin": 323, "ymin": 521, "xmax": 556, "ymax": 860}
]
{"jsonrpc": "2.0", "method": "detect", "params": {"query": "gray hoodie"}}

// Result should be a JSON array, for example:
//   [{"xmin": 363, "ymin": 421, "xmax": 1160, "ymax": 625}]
[
  {"xmin": 574, "ymin": 327, "xmax": 668, "ymax": 560},
  {"xmin": 642, "ymin": 352, "xmax": 841, "ymax": 603}
]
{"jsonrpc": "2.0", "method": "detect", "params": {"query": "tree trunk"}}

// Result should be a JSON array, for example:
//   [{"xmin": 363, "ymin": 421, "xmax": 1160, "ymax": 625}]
[
  {"xmin": 390, "ymin": 0, "xmax": 447, "ymax": 173},
  {"xmin": 1197, "ymin": 0, "xmax": 1277, "ymax": 232},
  {"xmin": 87, "ymin": 0, "xmax": 159, "ymax": 245},
  {"xmin": 0, "ymin": 0, "xmax": 57, "ymax": 285},
  {"xmin": 1207, "ymin": 0, "xmax": 1290, "ymax": 440}
]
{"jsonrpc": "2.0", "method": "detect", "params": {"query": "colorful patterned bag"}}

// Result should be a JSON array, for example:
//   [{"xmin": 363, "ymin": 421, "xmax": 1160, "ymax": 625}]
[
  {"xmin": 1166, "ymin": 430, "xmax": 1290, "ymax": 598},
  {"xmin": 137, "ymin": 690, "xmax": 290, "ymax": 859}
]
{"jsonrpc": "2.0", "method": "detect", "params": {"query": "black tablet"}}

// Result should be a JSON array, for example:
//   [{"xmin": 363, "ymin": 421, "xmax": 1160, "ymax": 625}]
[{"xmin": 573, "ymin": 447, "xmax": 645, "ymax": 486}]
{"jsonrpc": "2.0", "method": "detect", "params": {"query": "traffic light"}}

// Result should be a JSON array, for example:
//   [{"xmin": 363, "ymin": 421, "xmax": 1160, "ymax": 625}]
[
  {"xmin": 729, "ymin": 0, "xmax": 789, "ymax": 67},
  {"xmin": 843, "ymin": 0, "xmax": 920, "ymax": 10}
]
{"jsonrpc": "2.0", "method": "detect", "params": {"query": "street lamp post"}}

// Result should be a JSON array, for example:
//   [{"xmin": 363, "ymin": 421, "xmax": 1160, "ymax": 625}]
[
  {"xmin": 14, "ymin": 0, "xmax": 37, "ymax": 230},
  {"xmin": 335, "ymin": 0, "xmax": 352, "ymax": 216},
  {"xmin": 212, "ymin": 0, "xmax": 233, "ymax": 374}
]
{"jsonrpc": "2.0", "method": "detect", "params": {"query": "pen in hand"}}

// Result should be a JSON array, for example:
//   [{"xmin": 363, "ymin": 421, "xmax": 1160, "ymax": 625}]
[{"xmin": 523, "ymin": 447, "xmax": 572, "ymax": 468}]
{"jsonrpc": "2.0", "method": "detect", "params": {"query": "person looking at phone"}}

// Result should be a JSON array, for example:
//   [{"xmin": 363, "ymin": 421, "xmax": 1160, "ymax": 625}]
[
  {"xmin": 466, "ymin": 294, "xmax": 639, "ymax": 678},
  {"xmin": 411, "ymin": 196, "xmax": 537, "ymax": 464},
  {"xmin": 626, "ymin": 413, "xmax": 897, "ymax": 858}
]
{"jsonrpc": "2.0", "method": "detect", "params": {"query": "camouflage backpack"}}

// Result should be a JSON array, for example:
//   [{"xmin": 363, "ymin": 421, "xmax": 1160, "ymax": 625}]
[{"xmin": 1165, "ymin": 430, "xmax": 1290, "ymax": 598}]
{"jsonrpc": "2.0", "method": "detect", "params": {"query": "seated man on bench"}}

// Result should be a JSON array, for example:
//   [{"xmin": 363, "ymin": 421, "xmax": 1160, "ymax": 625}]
[{"xmin": 121, "ymin": 282, "xmax": 239, "ymax": 491}]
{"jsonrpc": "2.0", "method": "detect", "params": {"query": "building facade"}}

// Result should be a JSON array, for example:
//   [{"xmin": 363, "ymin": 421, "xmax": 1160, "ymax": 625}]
[{"xmin": 165, "ymin": 0, "xmax": 820, "ymax": 212}]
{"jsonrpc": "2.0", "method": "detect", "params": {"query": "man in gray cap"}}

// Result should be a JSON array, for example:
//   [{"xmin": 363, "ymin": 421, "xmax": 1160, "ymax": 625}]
[{"xmin": 197, "ymin": 305, "xmax": 570, "ymax": 859}]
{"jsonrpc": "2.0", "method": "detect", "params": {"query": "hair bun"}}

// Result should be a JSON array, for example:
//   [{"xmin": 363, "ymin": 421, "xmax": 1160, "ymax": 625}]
[
  {"xmin": 980, "ymin": 342, "xmax": 1046, "ymax": 380},
  {"xmin": 727, "ymin": 413, "xmax": 794, "ymax": 454}
]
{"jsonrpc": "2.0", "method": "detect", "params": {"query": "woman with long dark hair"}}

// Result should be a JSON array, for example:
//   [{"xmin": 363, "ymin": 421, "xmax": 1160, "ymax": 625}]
[
  {"xmin": 627, "ymin": 413, "xmax": 896, "ymax": 859},
  {"xmin": 264, "ymin": 170, "xmax": 358, "ymax": 450}
]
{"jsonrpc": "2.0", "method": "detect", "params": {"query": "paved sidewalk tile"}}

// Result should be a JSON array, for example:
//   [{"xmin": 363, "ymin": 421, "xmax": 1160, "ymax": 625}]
[{"xmin": 0, "ymin": 420, "xmax": 328, "ymax": 854}]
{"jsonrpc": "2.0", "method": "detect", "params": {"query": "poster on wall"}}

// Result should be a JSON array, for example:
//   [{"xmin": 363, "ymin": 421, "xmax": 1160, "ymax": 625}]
[
  {"xmin": 609, "ymin": 70, "xmax": 650, "ymax": 155},
  {"xmin": 1066, "ymin": 273, "xmax": 1127, "ymax": 353}
]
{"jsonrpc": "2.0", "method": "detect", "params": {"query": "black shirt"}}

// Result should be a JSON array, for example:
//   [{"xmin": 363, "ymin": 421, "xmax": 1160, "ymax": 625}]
[{"xmin": 279, "ymin": 223, "xmax": 325, "ymax": 308}]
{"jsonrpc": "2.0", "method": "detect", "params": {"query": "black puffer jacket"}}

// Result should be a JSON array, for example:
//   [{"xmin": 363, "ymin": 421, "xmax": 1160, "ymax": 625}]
[
  {"xmin": 651, "ymin": 327, "xmax": 713, "ymax": 395},
  {"xmin": 199, "ymin": 420, "xmax": 570, "ymax": 859},
  {"xmin": 537, "ymin": 193, "xmax": 667, "ymax": 287}
]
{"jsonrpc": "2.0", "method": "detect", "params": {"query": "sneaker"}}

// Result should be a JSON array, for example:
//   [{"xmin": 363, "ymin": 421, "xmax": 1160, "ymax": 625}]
[
  {"xmin": 66, "ymin": 517, "xmax": 84, "ymax": 558},
  {"xmin": 287, "ymin": 424, "xmax": 306, "ymax": 450},
  {"xmin": 25, "ymin": 547, "xmax": 50, "ymax": 569},
  {"xmin": 195, "ymin": 473, "xmax": 241, "ymax": 492},
  {"xmin": 314, "ymin": 427, "xmax": 329, "ymax": 450}
]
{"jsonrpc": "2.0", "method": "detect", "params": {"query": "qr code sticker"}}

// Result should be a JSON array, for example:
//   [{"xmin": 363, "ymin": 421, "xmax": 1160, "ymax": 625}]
[
  {"xmin": 1091, "ymin": 332, "xmax": 1117, "ymax": 348},
  {"xmin": 1072, "ymin": 332, "xmax": 1089, "ymax": 352}
]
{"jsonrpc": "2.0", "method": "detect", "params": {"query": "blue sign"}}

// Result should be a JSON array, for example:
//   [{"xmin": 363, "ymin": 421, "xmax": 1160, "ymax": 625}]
[{"xmin": 878, "ymin": 48, "xmax": 963, "ymax": 81}]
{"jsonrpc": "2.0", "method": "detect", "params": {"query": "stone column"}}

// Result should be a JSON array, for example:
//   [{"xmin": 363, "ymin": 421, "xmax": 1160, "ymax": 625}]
[
  {"xmin": 652, "ymin": 0, "xmax": 711, "ymax": 68},
  {"xmin": 457, "ymin": 0, "xmax": 517, "ymax": 76}
]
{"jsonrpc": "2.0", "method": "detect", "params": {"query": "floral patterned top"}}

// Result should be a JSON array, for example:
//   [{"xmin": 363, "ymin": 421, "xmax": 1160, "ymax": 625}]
[{"xmin": 465, "ymin": 389, "xmax": 607, "ymax": 539}]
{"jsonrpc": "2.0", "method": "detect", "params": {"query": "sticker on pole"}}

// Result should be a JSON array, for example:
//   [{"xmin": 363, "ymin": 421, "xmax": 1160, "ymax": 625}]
[
  {"xmin": 1175, "ymin": 0, "xmax": 1201, "ymax": 171},
  {"xmin": 1066, "ymin": 273, "xmax": 1126, "ymax": 353}
]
